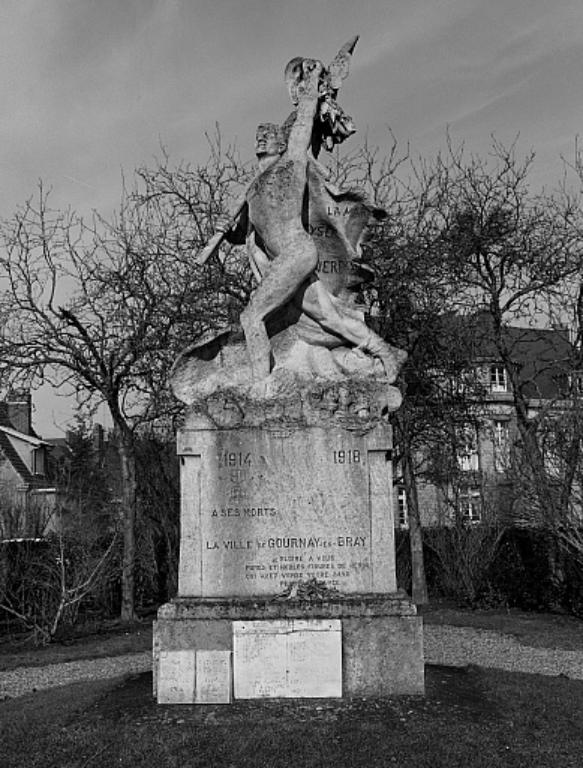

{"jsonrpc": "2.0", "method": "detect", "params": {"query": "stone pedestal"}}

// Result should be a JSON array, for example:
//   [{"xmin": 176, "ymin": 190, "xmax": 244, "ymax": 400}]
[
  {"xmin": 154, "ymin": 595, "xmax": 423, "ymax": 700},
  {"xmin": 154, "ymin": 389, "xmax": 424, "ymax": 701}
]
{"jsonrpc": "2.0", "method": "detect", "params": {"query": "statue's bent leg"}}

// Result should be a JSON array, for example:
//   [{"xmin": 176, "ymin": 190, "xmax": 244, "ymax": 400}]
[
  {"xmin": 241, "ymin": 227, "xmax": 318, "ymax": 380},
  {"xmin": 240, "ymin": 314, "xmax": 272, "ymax": 381},
  {"xmin": 359, "ymin": 332, "xmax": 408, "ymax": 383},
  {"xmin": 299, "ymin": 281, "xmax": 407, "ymax": 382}
]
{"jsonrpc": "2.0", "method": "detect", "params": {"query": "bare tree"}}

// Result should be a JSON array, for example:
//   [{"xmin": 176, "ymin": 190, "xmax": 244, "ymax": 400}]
[
  {"xmin": 0, "ymin": 511, "xmax": 119, "ymax": 644},
  {"xmin": 352, "ymin": 134, "xmax": 582, "ymax": 601},
  {"xmin": 433, "ymin": 137, "xmax": 583, "ymax": 588},
  {"xmin": 357, "ymin": 139, "xmax": 484, "ymax": 604},
  {"xmin": 0, "ymin": 138, "xmax": 253, "ymax": 620}
]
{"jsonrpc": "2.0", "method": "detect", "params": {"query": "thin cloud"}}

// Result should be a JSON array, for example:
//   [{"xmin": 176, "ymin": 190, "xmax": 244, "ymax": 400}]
[{"xmin": 354, "ymin": 0, "xmax": 480, "ymax": 71}]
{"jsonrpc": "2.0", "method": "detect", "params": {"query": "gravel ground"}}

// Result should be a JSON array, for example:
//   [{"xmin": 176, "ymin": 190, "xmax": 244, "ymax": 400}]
[
  {"xmin": 1, "ymin": 624, "xmax": 582, "ymax": 700},
  {"xmin": 424, "ymin": 625, "xmax": 583, "ymax": 680},
  {"xmin": 0, "ymin": 651, "xmax": 151, "ymax": 700}
]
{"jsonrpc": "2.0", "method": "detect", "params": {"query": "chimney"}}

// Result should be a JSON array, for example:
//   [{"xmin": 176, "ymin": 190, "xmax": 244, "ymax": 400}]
[{"xmin": 6, "ymin": 390, "xmax": 32, "ymax": 435}]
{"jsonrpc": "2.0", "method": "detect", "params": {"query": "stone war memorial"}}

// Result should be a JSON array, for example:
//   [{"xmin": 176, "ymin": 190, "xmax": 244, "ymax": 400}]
[{"xmin": 154, "ymin": 36, "xmax": 424, "ymax": 704}]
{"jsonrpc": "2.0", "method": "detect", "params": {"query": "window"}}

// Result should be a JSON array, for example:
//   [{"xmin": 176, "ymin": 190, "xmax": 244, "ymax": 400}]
[
  {"xmin": 459, "ymin": 488, "xmax": 482, "ymax": 523},
  {"xmin": 397, "ymin": 488, "xmax": 409, "ymax": 528},
  {"xmin": 570, "ymin": 370, "xmax": 583, "ymax": 397},
  {"xmin": 32, "ymin": 448, "xmax": 44, "ymax": 476},
  {"xmin": 457, "ymin": 426, "xmax": 479, "ymax": 472},
  {"xmin": 493, "ymin": 419, "xmax": 510, "ymax": 473},
  {"xmin": 490, "ymin": 365, "xmax": 509, "ymax": 393},
  {"xmin": 541, "ymin": 437, "xmax": 563, "ymax": 478}
]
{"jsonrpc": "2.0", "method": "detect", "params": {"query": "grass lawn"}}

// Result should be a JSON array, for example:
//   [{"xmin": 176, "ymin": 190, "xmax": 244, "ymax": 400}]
[{"xmin": 1, "ymin": 665, "xmax": 582, "ymax": 768}]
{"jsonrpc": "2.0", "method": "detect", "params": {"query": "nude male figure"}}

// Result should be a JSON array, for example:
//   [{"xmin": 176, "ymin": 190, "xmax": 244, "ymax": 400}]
[
  {"xmin": 195, "ymin": 47, "xmax": 406, "ymax": 384},
  {"xmin": 240, "ymin": 58, "xmax": 325, "ymax": 380},
  {"xmin": 245, "ymin": 122, "xmax": 405, "ymax": 383}
]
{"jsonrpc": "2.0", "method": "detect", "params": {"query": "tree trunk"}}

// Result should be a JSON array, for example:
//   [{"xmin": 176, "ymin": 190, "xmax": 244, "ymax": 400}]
[
  {"xmin": 402, "ymin": 445, "xmax": 428, "ymax": 604},
  {"xmin": 117, "ymin": 430, "xmax": 137, "ymax": 622},
  {"xmin": 512, "ymin": 396, "xmax": 565, "ymax": 593}
]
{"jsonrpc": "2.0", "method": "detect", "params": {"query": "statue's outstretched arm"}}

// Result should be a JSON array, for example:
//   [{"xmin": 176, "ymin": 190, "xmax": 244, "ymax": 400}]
[{"xmin": 286, "ymin": 60, "xmax": 323, "ymax": 162}]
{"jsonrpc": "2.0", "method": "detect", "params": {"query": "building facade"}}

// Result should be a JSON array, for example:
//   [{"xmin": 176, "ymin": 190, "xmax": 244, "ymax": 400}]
[
  {"xmin": 394, "ymin": 320, "xmax": 574, "ymax": 528},
  {"xmin": 0, "ymin": 392, "xmax": 57, "ymax": 538}
]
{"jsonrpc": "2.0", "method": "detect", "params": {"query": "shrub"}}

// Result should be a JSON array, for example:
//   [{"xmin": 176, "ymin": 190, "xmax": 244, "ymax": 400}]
[{"xmin": 396, "ymin": 525, "xmax": 583, "ymax": 616}]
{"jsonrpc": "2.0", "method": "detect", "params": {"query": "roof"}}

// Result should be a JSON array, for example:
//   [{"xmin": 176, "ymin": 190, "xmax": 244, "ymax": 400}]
[
  {"xmin": 0, "ymin": 402, "xmax": 50, "ymax": 488},
  {"xmin": 0, "ymin": 424, "xmax": 47, "ymax": 446},
  {"xmin": 46, "ymin": 437, "xmax": 70, "ymax": 449},
  {"xmin": 465, "ymin": 312, "xmax": 573, "ymax": 399},
  {"xmin": 0, "ymin": 429, "xmax": 34, "ymax": 484}
]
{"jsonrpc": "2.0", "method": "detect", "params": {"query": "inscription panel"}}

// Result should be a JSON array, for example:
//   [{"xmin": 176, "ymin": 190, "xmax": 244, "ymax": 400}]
[
  {"xmin": 195, "ymin": 650, "xmax": 232, "ymax": 704},
  {"xmin": 233, "ymin": 619, "xmax": 342, "ymax": 699},
  {"xmin": 157, "ymin": 650, "xmax": 196, "ymax": 704},
  {"xmin": 178, "ymin": 425, "xmax": 394, "ymax": 597}
]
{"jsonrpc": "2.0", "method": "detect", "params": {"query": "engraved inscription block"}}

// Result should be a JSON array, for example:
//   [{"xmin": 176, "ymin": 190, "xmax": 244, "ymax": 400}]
[
  {"xmin": 177, "ymin": 423, "xmax": 395, "ymax": 597},
  {"xmin": 233, "ymin": 619, "xmax": 342, "ymax": 699},
  {"xmin": 157, "ymin": 650, "xmax": 196, "ymax": 704},
  {"xmin": 233, "ymin": 620, "xmax": 288, "ymax": 698},
  {"xmin": 195, "ymin": 650, "xmax": 232, "ymax": 704},
  {"xmin": 287, "ymin": 619, "xmax": 343, "ymax": 697}
]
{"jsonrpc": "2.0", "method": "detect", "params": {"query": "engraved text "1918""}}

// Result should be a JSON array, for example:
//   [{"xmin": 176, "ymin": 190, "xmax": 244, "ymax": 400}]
[{"xmin": 333, "ymin": 450, "xmax": 361, "ymax": 464}]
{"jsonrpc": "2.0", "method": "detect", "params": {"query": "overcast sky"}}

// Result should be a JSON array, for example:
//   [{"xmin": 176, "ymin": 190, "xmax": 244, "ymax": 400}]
[{"xmin": 1, "ymin": 0, "xmax": 582, "ymax": 435}]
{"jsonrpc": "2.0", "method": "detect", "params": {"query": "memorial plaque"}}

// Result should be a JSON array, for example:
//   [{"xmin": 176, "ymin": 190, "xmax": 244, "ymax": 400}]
[
  {"xmin": 232, "ymin": 619, "xmax": 342, "ymax": 699},
  {"xmin": 233, "ymin": 620, "xmax": 288, "ymax": 699},
  {"xmin": 157, "ymin": 650, "xmax": 196, "ymax": 704},
  {"xmin": 178, "ymin": 424, "xmax": 395, "ymax": 597},
  {"xmin": 287, "ymin": 619, "xmax": 342, "ymax": 698},
  {"xmin": 195, "ymin": 650, "xmax": 232, "ymax": 704}
]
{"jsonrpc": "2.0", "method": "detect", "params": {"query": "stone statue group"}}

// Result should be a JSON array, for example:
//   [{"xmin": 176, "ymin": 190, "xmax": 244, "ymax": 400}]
[{"xmin": 172, "ymin": 38, "xmax": 406, "ymax": 408}]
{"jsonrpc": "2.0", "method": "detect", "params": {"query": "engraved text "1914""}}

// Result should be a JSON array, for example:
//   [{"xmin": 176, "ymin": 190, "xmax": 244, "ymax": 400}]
[{"xmin": 219, "ymin": 452, "xmax": 252, "ymax": 467}]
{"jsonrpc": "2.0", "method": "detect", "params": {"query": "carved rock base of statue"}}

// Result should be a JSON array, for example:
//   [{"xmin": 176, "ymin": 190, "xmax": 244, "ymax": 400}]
[
  {"xmin": 169, "ymin": 325, "xmax": 403, "ymax": 425},
  {"xmin": 153, "ymin": 390, "xmax": 424, "ymax": 702}
]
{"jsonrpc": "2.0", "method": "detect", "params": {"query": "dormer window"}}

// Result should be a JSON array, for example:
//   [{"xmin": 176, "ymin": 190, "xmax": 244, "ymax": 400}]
[
  {"xmin": 490, "ymin": 365, "xmax": 509, "ymax": 393},
  {"xmin": 32, "ymin": 447, "xmax": 45, "ymax": 475}
]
